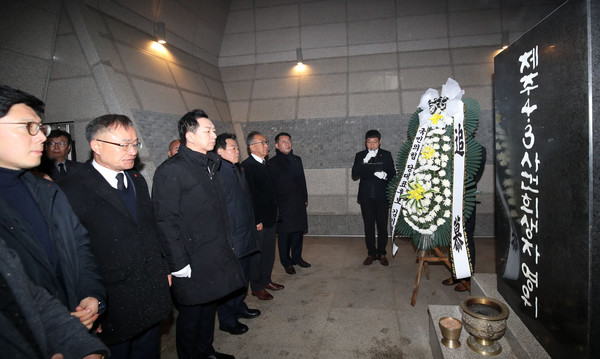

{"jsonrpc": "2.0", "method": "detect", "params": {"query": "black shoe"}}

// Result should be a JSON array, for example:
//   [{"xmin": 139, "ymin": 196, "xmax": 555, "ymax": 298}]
[
  {"xmin": 239, "ymin": 308, "xmax": 261, "ymax": 319},
  {"xmin": 219, "ymin": 321, "xmax": 248, "ymax": 335},
  {"xmin": 208, "ymin": 353, "xmax": 235, "ymax": 359},
  {"xmin": 284, "ymin": 265, "xmax": 296, "ymax": 274},
  {"xmin": 294, "ymin": 259, "xmax": 311, "ymax": 268}
]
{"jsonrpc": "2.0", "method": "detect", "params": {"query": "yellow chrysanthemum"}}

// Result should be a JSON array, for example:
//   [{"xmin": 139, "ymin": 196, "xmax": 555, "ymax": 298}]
[
  {"xmin": 407, "ymin": 183, "xmax": 426, "ymax": 201},
  {"xmin": 429, "ymin": 112, "xmax": 444, "ymax": 124},
  {"xmin": 421, "ymin": 145, "xmax": 435, "ymax": 160}
]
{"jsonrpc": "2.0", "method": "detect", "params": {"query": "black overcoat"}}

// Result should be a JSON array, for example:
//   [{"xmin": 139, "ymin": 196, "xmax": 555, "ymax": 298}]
[
  {"xmin": 351, "ymin": 148, "xmax": 396, "ymax": 203},
  {"xmin": 0, "ymin": 238, "xmax": 109, "ymax": 359},
  {"xmin": 219, "ymin": 159, "xmax": 259, "ymax": 259},
  {"xmin": 240, "ymin": 156, "xmax": 278, "ymax": 227},
  {"xmin": 152, "ymin": 146, "xmax": 245, "ymax": 305},
  {"xmin": 0, "ymin": 170, "xmax": 105, "ymax": 311},
  {"xmin": 59, "ymin": 162, "xmax": 172, "ymax": 345},
  {"xmin": 268, "ymin": 149, "xmax": 308, "ymax": 233}
]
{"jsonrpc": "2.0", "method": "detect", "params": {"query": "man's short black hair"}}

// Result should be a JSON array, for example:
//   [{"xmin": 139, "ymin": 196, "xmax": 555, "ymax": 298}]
[
  {"xmin": 47, "ymin": 129, "xmax": 72, "ymax": 145},
  {"xmin": 85, "ymin": 114, "xmax": 133, "ymax": 142},
  {"xmin": 365, "ymin": 129, "xmax": 381, "ymax": 141},
  {"xmin": 178, "ymin": 109, "xmax": 209, "ymax": 145},
  {"xmin": 0, "ymin": 85, "xmax": 45, "ymax": 119},
  {"xmin": 215, "ymin": 133, "xmax": 236, "ymax": 152},
  {"xmin": 274, "ymin": 132, "xmax": 291, "ymax": 143}
]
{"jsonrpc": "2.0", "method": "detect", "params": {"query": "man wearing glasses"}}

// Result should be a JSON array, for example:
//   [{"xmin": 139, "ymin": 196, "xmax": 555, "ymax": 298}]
[
  {"xmin": 241, "ymin": 131, "xmax": 284, "ymax": 301},
  {"xmin": 60, "ymin": 114, "xmax": 172, "ymax": 358},
  {"xmin": 0, "ymin": 85, "xmax": 106, "ymax": 330},
  {"xmin": 41, "ymin": 129, "xmax": 83, "ymax": 181}
]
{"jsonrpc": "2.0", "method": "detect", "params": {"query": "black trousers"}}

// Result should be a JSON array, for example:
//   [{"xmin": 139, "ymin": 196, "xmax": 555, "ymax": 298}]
[
  {"xmin": 217, "ymin": 254, "xmax": 252, "ymax": 326},
  {"xmin": 278, "ymin": 231, "xmax": 304, "ymax": 267},
  {"xmin": 250, "ymin": 225, "xmax": 276, "ymax": 292},
  {"xmin": 176, "ymin": 301, "xmax": 217, "ymax": 358},
  {"xmin": 108, "ymin": 324, "xmax": 160, "ymax": 359},
  {"xmin": 360, "ymin": 201, "xmax": 389, "ymax": 256}
]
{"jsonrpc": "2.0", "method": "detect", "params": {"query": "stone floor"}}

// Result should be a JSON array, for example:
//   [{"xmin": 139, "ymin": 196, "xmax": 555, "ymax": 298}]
[{"xmin": 160, "ymin": 236, "xmax": 497, "ymax": 359}]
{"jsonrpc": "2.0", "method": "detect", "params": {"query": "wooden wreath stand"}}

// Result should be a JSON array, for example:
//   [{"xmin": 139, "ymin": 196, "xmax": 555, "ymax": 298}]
[{"xmin": 410, "ymin": 247, "xmax": 470, "ymax": 306}]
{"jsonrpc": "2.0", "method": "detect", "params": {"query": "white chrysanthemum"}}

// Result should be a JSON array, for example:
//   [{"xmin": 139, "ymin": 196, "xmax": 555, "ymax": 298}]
[
  {"xmin": 443, "ymin": 199, "xmax": 451, "ymax": 206},
  {"xmin": 418, "ymin": 217, "xmax": 426, "ymax": 223},
  {"xmin": 430, "ymin": 225, "xmax": 438, "ymax": 231},
  {"xmin": 433, "ymin": 144, "xmax": 440, "ymax": 150},
  {"xmin": 444, "ymin": 210, "xmax": 451, "ymax": 218},
  {"xmin": 437, "ymin": 218, "xmax": 445, "ymax": 225},
  {"xmin": 443, "ymin": 136, "xmax": 451, "ymax": 142},
  {"xmin": 432, "ymin": 177, "xmax": 440, "ymax": 185},
  {"xmin": 439, "ymin": 170, "xmax": 446, "ymax": 177},
  {"xmin": 434, "ymin": 159, "xmax": 441, "ymax": 165},
  {"xmin": 443, "ymin": 188, "xmax": 451, "ymax": 197},
  {"xmin": 422, "ymin": 198, "xmax": 431, "ymax": 207},
  {"xmin": 433, "ymin": 205, "xmax": 441, "ymax": 212},
  {"xmin": 442, "ymin": 144, "xmax": 451, "ymax": 152},
  {"xmin": 441, "ymin": 154, "xmax": 449, "ymax": 162},
  {"xmin": 435, "ymin": 195, "xmax": 443, "ymax": 203},
  {"xmin": 441, "ymin": 179, "xmax": 451, "ymax": 188}
]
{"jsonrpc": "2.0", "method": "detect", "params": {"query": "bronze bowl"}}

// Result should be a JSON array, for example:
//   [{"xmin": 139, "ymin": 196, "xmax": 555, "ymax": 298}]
[{"xmin": 460, "ymin": 296, "xmax": 510, "ymax": 356}]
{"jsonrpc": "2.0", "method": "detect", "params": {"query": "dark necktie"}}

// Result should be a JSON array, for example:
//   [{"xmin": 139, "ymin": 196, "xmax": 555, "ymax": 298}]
[
  {"xmin": 58, "ymin": 163, "xmax": 67, "ymax": 175},
  {"xmin": 116, "ymin": 173, "xmax": 126, "ymax": 190}
]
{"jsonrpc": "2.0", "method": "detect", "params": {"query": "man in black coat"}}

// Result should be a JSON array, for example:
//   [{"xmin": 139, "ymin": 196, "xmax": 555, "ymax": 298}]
[
  {"xmin": 241, "ymin": 131, "xmax": 285, "ymax": 301},
  {"xmin": 153, "ymin": 110, "xmax": 244, "ymax": 359},
  {"xmin": 0, "ymin": 238, "xmax": 109, "ymax": 359},
  {"xmin": 352, "ymin": 129, "xmax": 395, "ymax": 266},
  {"xmin": 40, "ymin": 129, "xmax": 83, "ymax": 181},
  {"xmin": 0, "ymin": 85, "xmax": 105, "ymax": 331},
  {"xmin": 214, "ymin": 133, "xmax": 261, "ymax": 335},
  {"xmin": 268, "ymin": 132, "xmax": 310, "ymax": 275},
  {"xmin": 60, "ymin": 114, "xmax": 172, "ymax": 359}
]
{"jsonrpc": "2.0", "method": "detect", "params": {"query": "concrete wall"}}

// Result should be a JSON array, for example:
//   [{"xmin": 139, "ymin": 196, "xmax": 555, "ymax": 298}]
[
  {"xmin": 1, "ymin": 0, "xmax": 565, "ymax": 236},
  {"xmin": 218, "ymin": 0, "xmax": 563, "ymax": 236}
]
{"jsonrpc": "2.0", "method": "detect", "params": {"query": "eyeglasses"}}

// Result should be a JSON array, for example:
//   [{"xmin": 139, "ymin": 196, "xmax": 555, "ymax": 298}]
[
  {"xmin": 0, "ymin": 122, "xmax": 50, "ymax": 136},
  {"xmin": 46, "ymin": 141, "xmax": 69, "ymax": 147},
  {"xmin": 95, "ymin": 139, "xmax": 142, "ymax": 151},
  {"xmin": 250, "ymin": 140, "xmax": 268, "ymax": 146}
]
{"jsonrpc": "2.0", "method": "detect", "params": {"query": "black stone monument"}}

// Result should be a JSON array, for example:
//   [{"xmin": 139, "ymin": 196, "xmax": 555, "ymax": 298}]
[{"xmin": 494, "ymin": 0, "xmax": 600, "ymax": 357}]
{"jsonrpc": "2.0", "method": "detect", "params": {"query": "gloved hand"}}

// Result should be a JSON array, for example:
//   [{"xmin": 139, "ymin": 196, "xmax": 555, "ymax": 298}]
[
  {"xmin": 363, "ymin": 150, "xmax": 376, "ymax": 163},
  {"xmin": 374, "ymin": 171, "xmax": 387, "ymax": 180},
  {"xmin": 171, "ymin": 264, "xmax": 192, "ymax": 278}
]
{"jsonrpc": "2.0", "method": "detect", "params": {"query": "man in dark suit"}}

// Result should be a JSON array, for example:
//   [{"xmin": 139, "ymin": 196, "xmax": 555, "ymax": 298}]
[
  {"xmin": 60, "ymin": 114, "xmax": 172, "ymax": 359},
  {"xmin": 241, "ymin": 131, "xmax": 285, "ymax": 300},
  {"xmin": 153, "ymin": 110, "xmax": 244, "ymax": 359},
  {"xmin": 40, "ymin": 129, "xmax": 83, "ymax": 181},
  {"xmin": 352, "ymin": 129, "xmax": 395, "ymax": 266},
  {"xmin": 0, "ymin": 238, "xmax": 109, "ymax": 359},
  {"xmin": 214, "ymin": 133, "xmax": 261, "ymax": 335},
  {"xmin": 0, "ymin": 85, "xmax": 105, "ymax": 331},
  {"xmin": 268, "ymin": 132, "xmax": 310, "ymax": 275}
]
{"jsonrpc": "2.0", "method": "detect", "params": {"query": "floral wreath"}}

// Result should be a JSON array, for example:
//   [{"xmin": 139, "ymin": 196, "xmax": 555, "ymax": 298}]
[{"xmin": 387, "ymin": 79, "xmax": 484, "ymax": 251}]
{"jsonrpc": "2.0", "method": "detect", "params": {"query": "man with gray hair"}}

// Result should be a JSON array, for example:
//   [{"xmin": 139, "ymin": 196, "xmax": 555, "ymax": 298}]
[{"xmin": 60, "ymin": 114, "xmax": 172, "ymax": 358}]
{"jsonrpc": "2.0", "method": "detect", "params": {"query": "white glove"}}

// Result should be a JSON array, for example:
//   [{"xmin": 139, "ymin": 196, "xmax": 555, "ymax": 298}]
[
  {"xmin": 363, "ymin": 150, "xmax": 376, "ymax": 163},
  {"xmin": 374, "ymin": 171, "xmax": 387, "ymax": 180},
  {"xmin": 171, "ymin": 264, "xmax": 191, "ymax": 278}
]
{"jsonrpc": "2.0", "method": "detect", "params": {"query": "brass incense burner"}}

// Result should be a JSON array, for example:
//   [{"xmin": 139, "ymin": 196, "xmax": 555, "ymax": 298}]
[{"xmin": 460, "ymin": 296, "xmax": 510, "ymax": 356}]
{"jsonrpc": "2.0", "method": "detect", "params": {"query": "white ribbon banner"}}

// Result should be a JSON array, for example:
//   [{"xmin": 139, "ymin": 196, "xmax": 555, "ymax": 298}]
[
  {"xmin": 390, "ymin": 124, "xmax": 429, "ymax": 255},
  {"xmin": 450, "ymin": 104, "xmax": 472, "ymax": 279}
]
